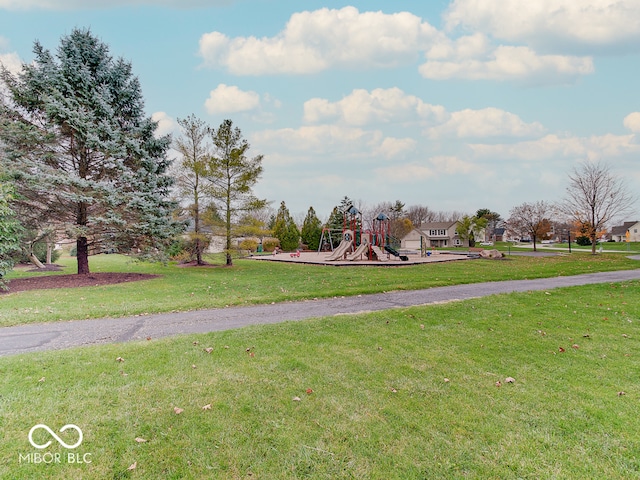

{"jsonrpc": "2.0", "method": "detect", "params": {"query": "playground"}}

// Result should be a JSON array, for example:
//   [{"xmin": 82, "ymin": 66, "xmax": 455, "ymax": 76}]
[
  {"xmin": 252, "ymin": 205, "xmax": 471, "ymax": 266},
  {"xmin": 250, "ymin": 248, "xmax": 470, "ymax": 266}
]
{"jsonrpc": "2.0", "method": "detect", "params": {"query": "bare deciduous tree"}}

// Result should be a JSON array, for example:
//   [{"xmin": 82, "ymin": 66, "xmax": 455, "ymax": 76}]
[
  {"xmin": 559, "ymin": 161, "xmax": 635, "ymax": 254},
  {"xmin": 507, "ymin": 201, "xmax": 554, "ymax": 252}
]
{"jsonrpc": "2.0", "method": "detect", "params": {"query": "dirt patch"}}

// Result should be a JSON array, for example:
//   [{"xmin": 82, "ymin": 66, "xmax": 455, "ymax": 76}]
[{"xmin": 2, "ymin": 272, "xmax": 160, "ymax": 294}]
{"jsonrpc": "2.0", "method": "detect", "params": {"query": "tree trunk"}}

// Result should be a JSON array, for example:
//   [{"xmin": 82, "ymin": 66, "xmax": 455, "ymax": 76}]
[
  {"xmin": 46, "ymin": 242, "xmax": 53, "ymax": 264},
  {"xmin": 225, "ymin": 191, "xmax": 233, "ymax": 266},
  {"xmin": 28, "ymin": 252, "xmax": 45, "ymax": 269},
  {"xmin": 76, "ymin": 200, "xmax": 90, "ymax": 274},
  {"xmin": 77, "ymin": 237, "xmax": 90, "ymax": 274},
  {"xmin": 532, "ymin": 235, "xmax": 537, "ymax": 252},
  {"xmin": 591, "ymin": 234, "xmax": 598, "ymax": 255}
]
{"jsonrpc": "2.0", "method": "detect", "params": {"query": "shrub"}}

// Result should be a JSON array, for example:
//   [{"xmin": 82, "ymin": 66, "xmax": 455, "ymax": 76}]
[
  {"xmin": 167, "ymin": 234, "xmax": 211, "ymax": 262},
  {"xmin": 239, "ymin": 239, "xmax": 258, "ymax": 252},
  {"xmin": 576, "ymin": 235, "xmax": 592, "ymax": 247},
  {"xmin": 262, "ymin": 238, "xmax": 280, "ymax": 252}
]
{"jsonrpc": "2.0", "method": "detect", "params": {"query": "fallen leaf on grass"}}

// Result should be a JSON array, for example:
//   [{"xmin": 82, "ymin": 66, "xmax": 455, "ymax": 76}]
[
  {"xmin": 202, "ymin": 404, "xmax": 212, "ymax": 410},
  {"xmin": 174, "ymin": 407, "xmax": 184, "ymax": 414},
  {"xmin": 135, "ymin": 437, "xmax": 147, "ymax": 443},
  {"xmin": 204, "ymin": 347, "xmax": 213, "ymax": 354},
  {"xmin": 116, "ymin": 357, "xmax": 124, "ymax": 362},
  {"xmin": 193, "ymin": 341, "xmax": 199, "ymax": 346},
  {"xmin": 390, "ymin": 388, "xmax": 398, "ymax": 393},
  {"xmin": 292, "ymin": 396, "xmax": 301, "ymax": 402},
  {"xmin": 618, "ymin": 391, "xmax": 626, "ymax": 396},
  {"xmin": 572, "ymin": 344, "xmax": 579, "ymax": 349},
  {"xmin": 38, "ymin": 377, "xmax": 45, "ymax": 383},
  {"xmin": 444, "ymin": 378, "xmax": 450, "ymax": 383},
  {"xmin": 128, "ymin": 462, "xmax": 137, "ymax": 470},
  {"xmin": 505, "ymin": 377, "xmax": 515, "ymax": 383},
  {"xmin": 495, "ymin": 381, "xmax": 502, "ymax": 387},
  {"xmin": 558, "ymin": 347, "xmax": 566, "ymax": 353},
  {"xmin": 306, "ymin": 388, "xmax": 313, "ymax": 395}
]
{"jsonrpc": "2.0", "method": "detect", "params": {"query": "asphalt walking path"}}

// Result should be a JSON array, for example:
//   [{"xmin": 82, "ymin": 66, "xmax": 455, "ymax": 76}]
[{"xmin": 2, "ymin": 269, "xmax": 640, "ymax": 357}]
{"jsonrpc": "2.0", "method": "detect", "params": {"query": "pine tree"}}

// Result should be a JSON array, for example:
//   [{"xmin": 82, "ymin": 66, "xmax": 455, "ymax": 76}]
[
  {"xmin": 273, "ymin": 201, "xmax": 300, "ymax": 251},
  {"xmin": 174, "ymin": 115, "xmax": 211, "ymax": 265},
  {"xmin": 0, "ymin": 28, "xmax": 182, "ymax": 274},
  {"xmin": 300, "ymin": 206, "xmax": 322, "ymax": 251},
  {"xmin": 0, "ymin": 182, "xmax": 22, "ymax": 288},
  {"xmin": 207, "ymin": 119, "xmax": 266, "ymax": 266}
]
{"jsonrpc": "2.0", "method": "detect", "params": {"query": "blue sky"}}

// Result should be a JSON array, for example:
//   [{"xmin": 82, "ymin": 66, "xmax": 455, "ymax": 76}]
[{"xmin": 1, "ymin": 0, "xmax": 639, "ymax": 222}]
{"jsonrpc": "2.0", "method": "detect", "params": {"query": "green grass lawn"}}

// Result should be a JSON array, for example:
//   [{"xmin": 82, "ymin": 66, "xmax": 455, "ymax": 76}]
[
  {"xmin": 1, "ymin": 252, "xmax": 639, "ymax": 327},
  {"xmin": 2, "ymin": 280, "xmax": 639, "ymax": 479}
]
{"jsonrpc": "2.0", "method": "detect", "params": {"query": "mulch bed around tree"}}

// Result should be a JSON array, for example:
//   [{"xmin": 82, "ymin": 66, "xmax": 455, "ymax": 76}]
[{"xmin": 2, "ymin": 272, "xmax": 160, "ymax": 294}]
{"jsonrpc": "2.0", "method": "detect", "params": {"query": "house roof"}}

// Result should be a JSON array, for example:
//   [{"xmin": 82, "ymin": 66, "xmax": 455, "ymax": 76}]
[
  {"xmin": 611, "ymin": 221, "xmax": 639, "ymax": 236},
  {"xmin": 418, "ymin": 221, "xmax": 458, "ymax": 230}
]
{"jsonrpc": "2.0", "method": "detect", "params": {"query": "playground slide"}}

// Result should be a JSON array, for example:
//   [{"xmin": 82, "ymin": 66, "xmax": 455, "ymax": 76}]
[
  {"xmin": 325, "ymin": 239, "xmax": 353, "ymax": 261},
  {"xmin": 384, "ymin": 245, "xmax": 409, "ymax": 261},
  {"xmin": 347, "ymin": 242, "xmax": 369, "ymax": 261},
  {"xmin": 370, "ymin": 245, "xmax": 388, "ymax": 262}
]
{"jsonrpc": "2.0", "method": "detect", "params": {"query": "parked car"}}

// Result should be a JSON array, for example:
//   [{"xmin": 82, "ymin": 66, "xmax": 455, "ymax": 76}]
[{"xmin": 479, "ymin": 241, "xmax": 494, "ymax": 246}]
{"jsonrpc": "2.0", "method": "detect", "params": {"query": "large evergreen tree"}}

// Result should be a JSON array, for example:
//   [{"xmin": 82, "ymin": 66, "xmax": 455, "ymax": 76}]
[
  {"xmin": 273, "ymin": 201, "xmax": 300, "ymax": 251},
  {"xmin": 0, "ymin": 29, "xmax": 181, "ymax": 274},
  {"xmin": 207, "ymin": 119, "xmax": 266, "ymax": 266},
  {"xmin": 300, "ymin": 206, "xmax": 322, "ymax": 251},
  {"xmin": 0, "ymin": 182, "xmax": 22, "ymax": 288}
]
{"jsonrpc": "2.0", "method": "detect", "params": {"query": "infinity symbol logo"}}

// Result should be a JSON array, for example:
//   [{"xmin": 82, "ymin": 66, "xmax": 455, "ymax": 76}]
[{"xmin": 28, "ymin": 424, "xmax": 83, "ymax": 449}]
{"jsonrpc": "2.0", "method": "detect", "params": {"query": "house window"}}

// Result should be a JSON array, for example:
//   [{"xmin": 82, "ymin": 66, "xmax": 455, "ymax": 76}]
[{"xmin": 429, "ymin": 229, "xmax": 447, "ymax": 236}]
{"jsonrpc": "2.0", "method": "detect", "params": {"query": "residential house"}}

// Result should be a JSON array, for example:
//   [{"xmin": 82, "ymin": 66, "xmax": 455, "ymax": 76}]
[
  {"xmin": 401, "ymin": 222, "xmax": 462, "ymax": 249},
  {"xmin": 610, "ymin": 221, "xmax": 640, "ymax": 242}
]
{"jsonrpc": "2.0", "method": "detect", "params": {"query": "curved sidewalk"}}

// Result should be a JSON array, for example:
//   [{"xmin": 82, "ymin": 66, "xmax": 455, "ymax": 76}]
[{"xmin": 2, "ymin": 269, "xmax": 640, "ymax": 357}]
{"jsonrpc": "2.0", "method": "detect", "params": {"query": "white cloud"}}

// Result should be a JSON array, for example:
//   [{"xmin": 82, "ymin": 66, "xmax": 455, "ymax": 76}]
[
  {"xmin": 254, "ymin": 125, "xmax": 413, "ymax": 161},
  {"xmin": 151, "ymin": 111, "xmax": 176, "ymax": 138},
  {"xmin": 304, "ymin": 87, "xmax": 447, "ymax": 126},
  {"xmin": 374, "ymin": 137, "xmax": 417, "ymax": 159},
  {"xmin": 0, "ymin": 0, "xmax": 234, "ymax": 10},
  {"xmin": 0, "ymin": 52, "xmax": 22, "ymax": 74},
  {"xmin": 469, "ymin": 133, "xmax": 640, "ymax": 161},
  {"xmin": 444, "ymin": 0, "xmax": 640, "ymax": 54},
  {"xmin": 204, "ymin": 84, "xmax": 260, "ymax": 115},
  {"xmin": 254, "ymin": 125, "xmax": 377, "ymax": 155},
  {"xmin": 623, "ymin": 112, "xmax": 640, "ymax": 133},
  {"xmin": 374, "ymin": 162, "xmax": 435, "ymax": 183},
  {"xmin": 427, "ymin": 107, "xmax": 545, "ymax": 139},
  {"xmin": 420, "ymin": 45, "xmax": 594, "ymax": 84},
  {"xmin": 199, "ymin": 6, "xmax": 441, "ymax": 75},
  {"xmin": 429, "ymin": 155, "xmax": 479, "ymax": 175}
]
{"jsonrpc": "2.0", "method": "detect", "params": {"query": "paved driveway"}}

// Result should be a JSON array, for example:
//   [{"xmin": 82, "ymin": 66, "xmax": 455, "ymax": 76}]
[{"xmin": 1, "ymin": 269, "xmax": 640, "ymax": 357}]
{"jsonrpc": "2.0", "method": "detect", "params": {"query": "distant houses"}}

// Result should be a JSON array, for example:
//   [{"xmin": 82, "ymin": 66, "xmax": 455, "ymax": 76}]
[
  {"xmin": 610, "ymin": 221, "xmax": 640, "ymax": 242},
  {"xmin": 401, "ymin": 222, "xmax": 463, "ymax": 249}
]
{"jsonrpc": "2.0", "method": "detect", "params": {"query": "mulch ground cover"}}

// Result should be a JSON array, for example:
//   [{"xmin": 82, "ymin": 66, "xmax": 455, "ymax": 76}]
[{"xmin": 2, "ymin": 272, "xmax": 160, "ymax": 294}]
